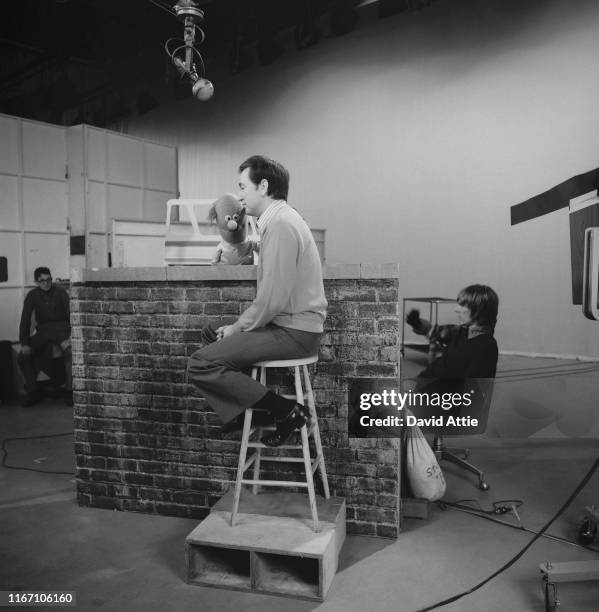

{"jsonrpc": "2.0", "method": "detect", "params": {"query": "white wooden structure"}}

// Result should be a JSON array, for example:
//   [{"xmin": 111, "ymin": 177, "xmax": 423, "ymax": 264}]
[{"xmin": 0, "ymin": 113, "xmax": 177, "ymax": 342}]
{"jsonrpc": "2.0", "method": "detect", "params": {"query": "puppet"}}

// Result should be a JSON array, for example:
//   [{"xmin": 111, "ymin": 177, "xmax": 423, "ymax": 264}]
[{"xmin": 207, "ymin": 193, "xmax": 258, "ymax": 265}]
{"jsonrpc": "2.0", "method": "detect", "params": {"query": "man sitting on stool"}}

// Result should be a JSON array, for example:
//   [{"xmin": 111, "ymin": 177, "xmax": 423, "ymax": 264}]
[
  {"xmin": 18, "ymin": 267, "xmax": 72, "ymax": 407},
  {"xmin": 188, "ymin": 155, "xmax": 327, "ymax": 447}
]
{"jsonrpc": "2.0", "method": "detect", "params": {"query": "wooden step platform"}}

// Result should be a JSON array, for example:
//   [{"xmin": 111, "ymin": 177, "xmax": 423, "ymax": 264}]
[{"xmin": 185, "ymin": 489, "xmax": 346, "ymax": 600}]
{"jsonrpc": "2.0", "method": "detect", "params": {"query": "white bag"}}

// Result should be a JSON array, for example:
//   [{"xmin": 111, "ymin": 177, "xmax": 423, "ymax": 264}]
[{"xmin": 405, "ymin": 424, "xmax": 446, "ymax": 501}]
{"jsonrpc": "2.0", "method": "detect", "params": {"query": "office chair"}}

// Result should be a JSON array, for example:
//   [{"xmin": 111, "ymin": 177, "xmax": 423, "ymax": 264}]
[{"xmin": 429, "ymin": 378, "xmax": 495, "ymax": 491}]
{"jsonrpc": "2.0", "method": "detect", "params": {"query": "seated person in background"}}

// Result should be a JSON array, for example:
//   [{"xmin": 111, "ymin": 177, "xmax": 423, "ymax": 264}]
[
  {"xmin": 18, "ymin": 267, "xmax": 72, "ymax": 407},
  {"xmin": 406, "ymin": 284, "xmax": 499, "ymax": 394}
]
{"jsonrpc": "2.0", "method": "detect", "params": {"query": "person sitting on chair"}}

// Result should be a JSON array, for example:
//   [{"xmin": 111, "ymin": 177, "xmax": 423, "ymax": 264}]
[
  {"xmin": 406, "ymin": 284, "xmax": 499, "ymax": 395},
  {"xmin": 18, "ymin": 267, "xmax": 72, "ymax": 407}
]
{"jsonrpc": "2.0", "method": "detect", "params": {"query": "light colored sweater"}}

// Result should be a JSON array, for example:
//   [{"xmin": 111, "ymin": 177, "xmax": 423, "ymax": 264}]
[{"xmin": 233, "ymin": 201, "xmax": 327, "ymax": 333}]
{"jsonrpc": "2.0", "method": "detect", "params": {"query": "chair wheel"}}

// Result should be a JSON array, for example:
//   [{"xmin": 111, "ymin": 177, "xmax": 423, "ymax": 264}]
[
  {"xmin": 576, "ymin": 517, "xmax": 597, "ymax": 545},
  {"xmin": 479, "ymin": 481, "xmax": 490, "ymax": 491}
]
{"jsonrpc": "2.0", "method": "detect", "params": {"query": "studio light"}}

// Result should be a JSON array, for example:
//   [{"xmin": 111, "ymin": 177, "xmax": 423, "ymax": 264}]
[{"xmin": 164, "ymin": 0, "xmax": 214, "ymax": 101}]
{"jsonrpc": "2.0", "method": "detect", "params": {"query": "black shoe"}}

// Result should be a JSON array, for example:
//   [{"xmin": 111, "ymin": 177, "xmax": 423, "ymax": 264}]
[
  {"xmin": 221, "ymin": 410, "xmax": 274, "ymax": 434},
  {"xmin": 64, "ymin": 391, "xmax": 74, "ymax": 407},
  {"xmin": 260, "ymin": 404, "xmax": 310, "ymax": 447},
  {"xmin": 22, "ymin": 392, "xmax": 41, "ymax": 407}
]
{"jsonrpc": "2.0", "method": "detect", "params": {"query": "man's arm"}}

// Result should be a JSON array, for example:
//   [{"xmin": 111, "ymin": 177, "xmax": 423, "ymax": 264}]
[
  {"xmin": 233, "ymin": 221, "xmax": 299, "ymax": 332},
  {"xmin": 58, "ymin": 285, "xmax": 71, "ymax": 334},
  {"xmin": 19, "ymin": 292, "xmax": 35, "ymax": 346}
]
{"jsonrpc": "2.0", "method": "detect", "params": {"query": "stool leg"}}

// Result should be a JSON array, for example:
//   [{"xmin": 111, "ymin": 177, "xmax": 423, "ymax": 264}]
[
  {"xmin": 251, "ymin": 367, "xmax": 265, "ymax": 494},
  {"xmin": 251, "ymin": 428, "xmax": 262, "ymax": 495},
  {"xmin": 301, "ymin": 424, "xmax": 320, "ymax": 532},
  {"xmin": 295, "ymin": 367, "xmax": 320, "ymax": 532},
  {"xmin": 231, "ymin": 409, "xmax": 253, "ymax": 526},
  {"xmin": 303, "ymin": 365, "xmax": 330, "ymax": 499}
]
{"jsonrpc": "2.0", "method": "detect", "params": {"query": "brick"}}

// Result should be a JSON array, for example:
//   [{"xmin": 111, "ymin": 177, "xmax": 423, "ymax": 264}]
[
  {"xmin": 185, "ymin": 288, "xmax": 221, "ymax": 301},
  {"xmin": 135, "ymin": 301, "xmax": 168, "ymax": 314},
  {"xmin": 102, "ymin": 302, "xmax": 134, "ymax": 314},
  {"xmin": 123, "ymin": 472, "xmax": 154, "ymax": 486},
  {"xmin": 151, "ymin": 287, "xmax": 186, "ymax": 301},
  {"xmin": 118, "ymin": 314, "xmax": 153, "ymax": 327},
  {"xmin": 220, "ymin": 286, "xmax": 256, "ymax": 301},
  {"xmin": 203, "ymin": 302, "xmax": 240, "ymax": 315},
  {"xmin": 149, "ymin": 342, "xmax": 187, "ymax": 356},
  {"xmin": 355, "ymin": 507, "xmax": 397, "ymax": 523},
  {"xmin": 377, "ymin": 288, "xmax": 399, "ymax": 302},
  {"xmin": 356, "ymin": 363, "xmax": 398, "ymax": 377},
  {"xmin": 116, "ymin": 287, "xmax": 151, "ymax": 300},
  {"xmin": 377, "ymin": 493, "xmax": 399, "ymax": 508},
  {"xmin": 73, "ymin": 300, "xmax": 103, "ymax": 313},
  {"xmin": 86, "ymin": 340, "xmax": 119, "ymax": 354},
  {"xmin": 377, "ymin": 318, "xmax": 399, "ymax": 333},
  {"xmin": 346, "ymin": 521, "xmax": 376, "ymax": 536},
  {"xmin": 358, "ymin": 303, "xmax": 398, "ymax": 317},
  {"xmin": 168, "ymin": 302, "xmax": 205, "ymax": 315},
  {"xmin": 335, "ymin": 286, "xmax": 377, "ymax": 302},
  {"xmin": 376, "ymin": 524, "xmax": 399, "ymax": 538}
]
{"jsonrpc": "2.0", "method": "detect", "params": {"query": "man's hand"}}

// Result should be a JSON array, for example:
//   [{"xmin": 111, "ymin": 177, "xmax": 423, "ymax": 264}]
[
  {"xmin": 60, "ymin": 339, "xmax": 71, "ymax": 352},
  {"xmin": 216, "ymin": 325, "xmax": 236, "ymax": 341},
  {"xmin": 20, "ymin": 345, "xmax": 32, "ymax": 357}
]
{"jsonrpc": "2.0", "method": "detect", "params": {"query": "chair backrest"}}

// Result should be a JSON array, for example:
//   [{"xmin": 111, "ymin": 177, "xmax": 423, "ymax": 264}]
[{"xmin": 449, "ymin": 377, "xmax": 495, "ymax": 436}]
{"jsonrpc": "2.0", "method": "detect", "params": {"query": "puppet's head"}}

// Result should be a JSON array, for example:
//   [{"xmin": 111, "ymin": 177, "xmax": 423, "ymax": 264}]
[{"xmin": 207, "ymin": 193, "xmax": 248, "ymax": 244}]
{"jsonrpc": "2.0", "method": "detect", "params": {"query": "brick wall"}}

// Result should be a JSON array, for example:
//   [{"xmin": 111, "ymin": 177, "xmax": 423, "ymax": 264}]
[{"xmin": 72, "ymin": 264, "xmax": 401, "ymax": 537}]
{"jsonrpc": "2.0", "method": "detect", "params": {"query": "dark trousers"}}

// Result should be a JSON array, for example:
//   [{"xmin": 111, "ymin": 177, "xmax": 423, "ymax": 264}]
[
  {"xmin": 188, "ymin": 324, "xmax": 321, "ymax": 423},
  {"xmin": 18, "ymin": 344, "xmax": 72, "ymax": 394}
]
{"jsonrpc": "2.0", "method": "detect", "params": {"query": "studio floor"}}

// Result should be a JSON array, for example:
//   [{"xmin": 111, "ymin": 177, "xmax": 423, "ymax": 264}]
[{"xmin": 1, "ymin": 354, "xmax": 598, "ymax": 612}]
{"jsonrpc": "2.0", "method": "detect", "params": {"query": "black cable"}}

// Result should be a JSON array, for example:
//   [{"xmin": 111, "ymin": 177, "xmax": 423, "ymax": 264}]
[
  {"xmin": 441, "ymin": 498, "xmax": 524, "ymax": 516},
  {"xmin": 439, "ymin": 501, "xmax": 599, "ymax": 554},
  {"xmin": 147, "ymin": 0, "xmax": 175, "ymax": 19},
  {"xmin": 1, "ymin": 433, "xmax": 74, "ymax": 476},
  {"xmin": 417, "ymin": 456, "xmax": 599, "ymax": 612}
]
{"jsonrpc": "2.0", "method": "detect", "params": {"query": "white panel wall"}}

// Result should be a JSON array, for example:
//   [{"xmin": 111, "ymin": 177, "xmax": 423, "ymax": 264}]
[
  {"xmin": 70, "ymin": 126, "xmax": 177, "ymax": 269},
  {"xmin": 107, "ymin": 134, "xmax": 143, "ymax": 187},
  {"xmin": 0, "ymin": 116, "xmax": 177, "ymax": 342},
  {"xmin": 0, "ymin": 288, "xmax": 23, "ymax": 341},
  {"xmin": 22, "ymin": 178, "xmax": 67, "ymax": 231},
  {"xmin": 0, "ymin": 175, "xmax": 19, "ymax": 228},
  {"xmin": 0, "ymin": 114, "xmax": 69, "ymax": 342},
  {"xmin": 0, "ymin": 116, "xmax": 20, "ymax": 174},
  {"xmin": 24, "ymin": 234, "xmax": 69, "ymax": 285}
]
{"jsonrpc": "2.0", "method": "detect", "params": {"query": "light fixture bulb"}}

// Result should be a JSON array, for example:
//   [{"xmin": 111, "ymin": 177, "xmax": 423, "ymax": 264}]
[{"xmin": 192, "ymin": 78, "xmax": 214, "ymax": 101}]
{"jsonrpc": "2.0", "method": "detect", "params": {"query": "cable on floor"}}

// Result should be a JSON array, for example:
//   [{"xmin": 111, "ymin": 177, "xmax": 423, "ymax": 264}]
[
  {"xmin": 416, "ymin": 456, "xmax": 599, "ymax": 612},
  {"xmin": 1, "ymin": 432, "xmax": 74, "ymax": 475},
  {"xmin": 438, "ymin": 499, "xmax": 599, "ymax": 554}
]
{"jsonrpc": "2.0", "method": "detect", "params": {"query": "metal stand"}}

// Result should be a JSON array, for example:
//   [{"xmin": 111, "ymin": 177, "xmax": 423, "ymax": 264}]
[{"xmin": 539, "ymin": 505, "xmax": 599, "ymax": 611}]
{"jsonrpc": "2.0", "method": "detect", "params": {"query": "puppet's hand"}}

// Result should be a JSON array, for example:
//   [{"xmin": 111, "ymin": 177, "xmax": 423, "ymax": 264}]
[
  {"xmin": 406, "ymin": 309, "xmax": 432, "ymax": 336},
  {"xmin": 406, "ymin": 309, "xmax": 421, "ymax": 328}
]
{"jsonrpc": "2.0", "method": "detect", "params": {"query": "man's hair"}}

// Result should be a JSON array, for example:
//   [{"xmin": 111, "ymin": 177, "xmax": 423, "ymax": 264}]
[
  {"xmin": 239, "ymin": 155, "xmax": 290, "ymax": 200},
  {"xmin": 457, "ymin": 284, "xmax": 499, "ymax": 328},
  {"xmin": 34, "ymin": 267, "xmax": 51, "ymax": 281}
]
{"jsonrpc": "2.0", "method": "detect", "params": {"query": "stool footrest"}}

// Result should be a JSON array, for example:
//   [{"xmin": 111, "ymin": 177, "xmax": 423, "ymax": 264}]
[
  {"xmin": 242, "ymin": 479, "xmax": 309, "ymax": 488},
  {"xmin": 248, "ymin": 441, "xmax": 301, "ymax": 450},
  {"xmin": 257, "ymin": 456, "xmax": 305, "ymax": 463}
]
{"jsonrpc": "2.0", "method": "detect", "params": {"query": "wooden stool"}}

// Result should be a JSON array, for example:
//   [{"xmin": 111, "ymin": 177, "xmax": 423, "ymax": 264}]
[{"xmin": 231, "ymin": 355, "xmax": 330, "ymax": 532}]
